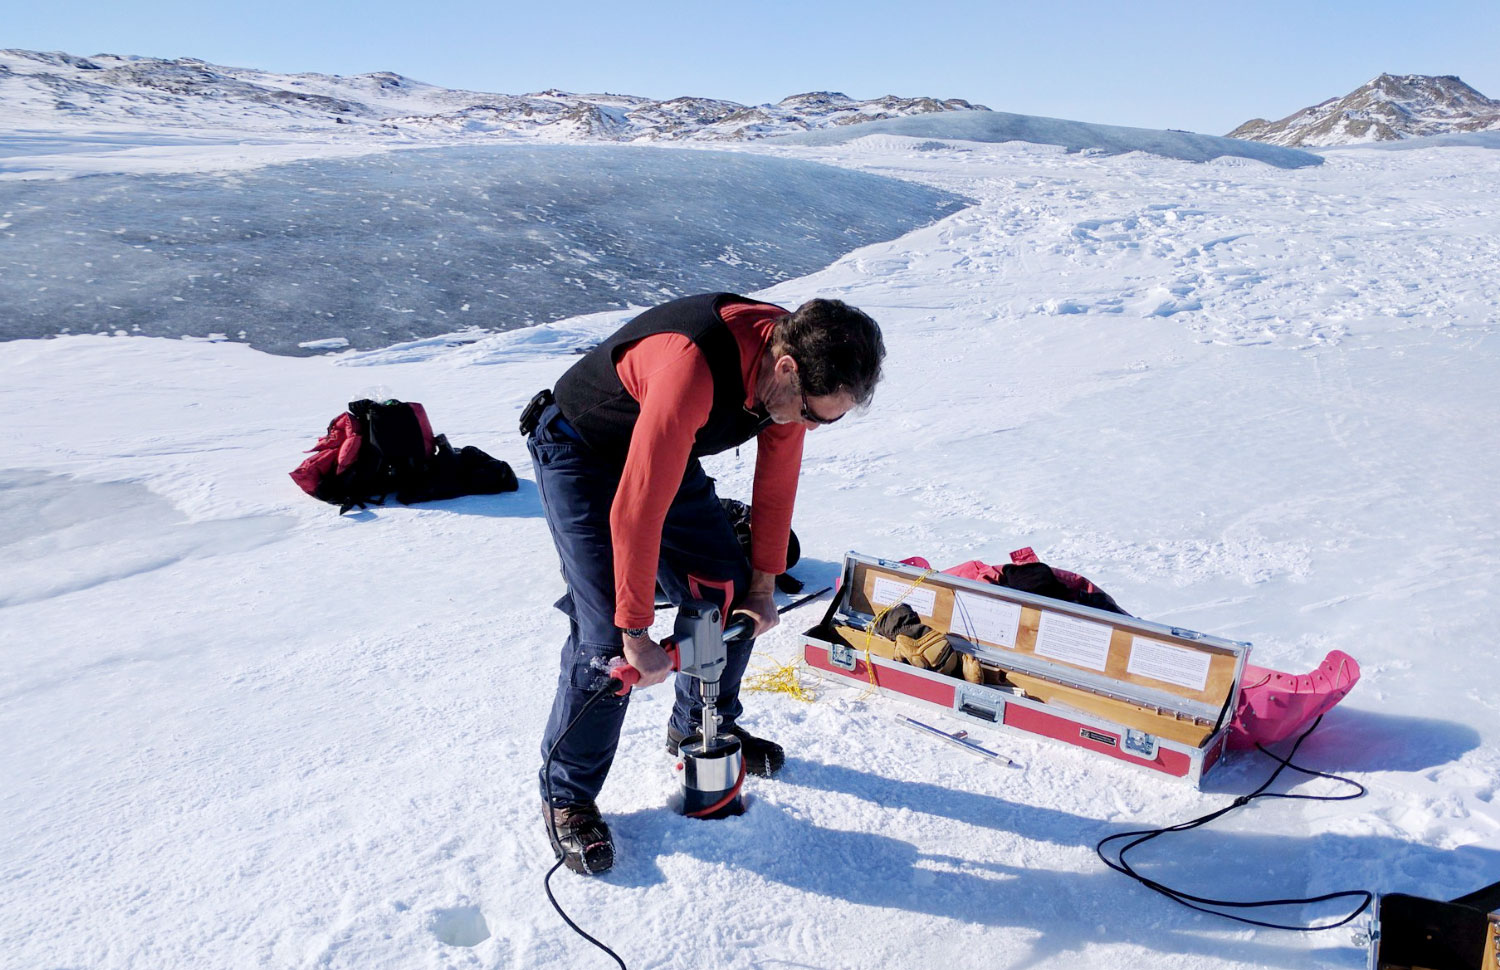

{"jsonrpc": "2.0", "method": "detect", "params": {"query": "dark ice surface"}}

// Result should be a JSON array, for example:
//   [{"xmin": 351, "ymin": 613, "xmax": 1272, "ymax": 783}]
[{"xmin": 0, "ymin": 145, "xmax": 967, "ymax": 355}]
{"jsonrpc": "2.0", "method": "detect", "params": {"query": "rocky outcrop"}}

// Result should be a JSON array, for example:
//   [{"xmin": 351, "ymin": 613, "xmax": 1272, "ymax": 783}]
[{"xmin": 1229, "ymin": 74, "xmax": 1500, "ymax": 147}]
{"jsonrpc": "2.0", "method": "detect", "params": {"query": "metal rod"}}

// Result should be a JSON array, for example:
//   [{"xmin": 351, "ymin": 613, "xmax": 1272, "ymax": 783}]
[
  {"xmin": 778, "ymin": 585, "xmax": 834, "ymax": 615},
  {"xmin": 897, "ymin": 715, "xmax": 1020, "ymax": 767}
]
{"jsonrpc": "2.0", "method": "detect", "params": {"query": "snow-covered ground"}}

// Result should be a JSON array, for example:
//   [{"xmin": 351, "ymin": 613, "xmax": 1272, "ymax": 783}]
[{"xmin": 2, "ymin": 128, "xmax": 1498, "ymax": 970}]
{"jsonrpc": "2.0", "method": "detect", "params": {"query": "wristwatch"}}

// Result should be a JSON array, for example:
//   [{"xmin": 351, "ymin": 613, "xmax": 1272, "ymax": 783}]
[{"xmin": 620, "ymin": 626, "xmax": 650, "ymax": 639}]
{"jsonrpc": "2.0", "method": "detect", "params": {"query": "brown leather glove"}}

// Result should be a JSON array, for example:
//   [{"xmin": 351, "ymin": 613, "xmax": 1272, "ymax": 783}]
[{"xmin": 894, "ymin": 629, "xmax": 961, "ymax": 677}]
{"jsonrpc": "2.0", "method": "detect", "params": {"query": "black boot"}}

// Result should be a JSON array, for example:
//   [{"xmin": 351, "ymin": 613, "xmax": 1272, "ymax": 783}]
[
  {"xmin": 544, "ymin": 801, "xmax": 614, "ymax": 875},
  {"xmin": 667, "ymin": 724, "xmax": 785, "ymax": 777}
]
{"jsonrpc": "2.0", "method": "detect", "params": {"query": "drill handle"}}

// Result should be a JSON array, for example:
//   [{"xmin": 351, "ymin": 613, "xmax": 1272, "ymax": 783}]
[
  {"xmin": 609, "ymin": 640, "xmax": 680, "ymax": 696},
  {"xmin": 722, "ymin": 613, "xmax": 757, "ymax": 643},
  {"xmin": 611, "ymin": 609, "xmax": 754, "ymax": 695}
]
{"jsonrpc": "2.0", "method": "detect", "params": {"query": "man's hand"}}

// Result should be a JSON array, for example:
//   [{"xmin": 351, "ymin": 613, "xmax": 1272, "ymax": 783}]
[
  {"xmin": 734, "ymin": 570, "xmax": 781, "ymax": 638},
  {"xmin": 621, "ymin": 632, "xmax": 674, "ymax": 688}
]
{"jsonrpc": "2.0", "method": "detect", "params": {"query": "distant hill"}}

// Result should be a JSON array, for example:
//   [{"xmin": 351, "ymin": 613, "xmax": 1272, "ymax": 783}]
[
  {"xmin": 0, "ymin": 49, "xmax": 984, "ymax": 141},
  {"xmin": 1229, "ymin": 74, "xmax": 1500, "ymax": 147},
  {"xmin": 0, "ymin": 48, "xmax": 1327, "ymax": 168}
]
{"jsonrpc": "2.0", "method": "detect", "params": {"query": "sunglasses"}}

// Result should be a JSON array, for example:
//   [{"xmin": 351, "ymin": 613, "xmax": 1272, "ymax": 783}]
[{"xmin": 799, "ymin": 383, "xmax": 843, "ymax": 426}]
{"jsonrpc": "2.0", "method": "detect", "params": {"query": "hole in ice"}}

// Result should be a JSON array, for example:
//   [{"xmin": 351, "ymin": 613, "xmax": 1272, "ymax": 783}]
[{"xmin": 431, "ymin": 906, "xmax": 492, "ymax": 948}]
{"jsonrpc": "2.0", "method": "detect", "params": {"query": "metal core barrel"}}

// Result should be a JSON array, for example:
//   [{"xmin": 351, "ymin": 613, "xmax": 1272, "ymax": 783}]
[{"xmin": 676, "ymin": 734, "xmax": 746, "ymax": 819}]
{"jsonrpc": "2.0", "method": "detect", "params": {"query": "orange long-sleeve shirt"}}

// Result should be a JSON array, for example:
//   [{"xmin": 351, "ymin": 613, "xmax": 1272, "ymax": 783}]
[{"xmin": 609, "ymin": 302, "xmax": 804, "ymax": 629}]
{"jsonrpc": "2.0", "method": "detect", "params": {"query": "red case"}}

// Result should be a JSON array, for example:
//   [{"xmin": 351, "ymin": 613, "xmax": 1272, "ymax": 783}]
[{"xmin": 801, "ymin": 553, "xmax": 1248, "ymax": 787}]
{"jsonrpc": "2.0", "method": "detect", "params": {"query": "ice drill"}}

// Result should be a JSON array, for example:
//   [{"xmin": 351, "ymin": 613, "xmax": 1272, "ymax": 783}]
[{"xmin": 610, "ymin": 599, "xmax": 755, "ymax": 819}]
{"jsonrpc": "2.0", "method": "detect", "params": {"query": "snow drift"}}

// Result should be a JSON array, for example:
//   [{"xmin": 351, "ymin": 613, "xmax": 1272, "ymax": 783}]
[{"xmin": 772, "ymin": 110, "xmax": 1323, "ymax": 168}]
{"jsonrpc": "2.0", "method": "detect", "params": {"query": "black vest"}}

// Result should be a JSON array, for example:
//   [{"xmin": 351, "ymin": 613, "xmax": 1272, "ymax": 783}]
[{"xmin": 553, "ymin": 292, "xmax": 784, "ymax": 464}]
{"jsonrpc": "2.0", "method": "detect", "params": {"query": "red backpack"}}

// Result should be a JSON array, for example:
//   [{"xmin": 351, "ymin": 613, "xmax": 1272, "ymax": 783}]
[{"xmin": 291, "ymin": 399, "xmax": 516, "ymax": 513}]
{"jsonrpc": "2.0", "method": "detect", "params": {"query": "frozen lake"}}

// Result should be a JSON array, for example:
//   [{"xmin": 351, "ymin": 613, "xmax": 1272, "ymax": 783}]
[{"xmin": 0, "ymin": 144, "xmax": 966, "ymax": 354}]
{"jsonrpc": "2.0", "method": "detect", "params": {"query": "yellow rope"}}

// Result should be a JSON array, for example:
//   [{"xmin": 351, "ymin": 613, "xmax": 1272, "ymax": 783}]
[{"xmin": 742, "ymin": 657, "xmax": 817, "ymax": 702}]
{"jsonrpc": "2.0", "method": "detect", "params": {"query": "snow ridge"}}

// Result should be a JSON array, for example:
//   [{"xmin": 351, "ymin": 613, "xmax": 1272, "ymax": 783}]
[
  {"xmin": 774, "ymin": 111, "xmax": 1323, "ymax": 168},
  {"xmin": 0, "ymin": 48, "xmax": 985, "ymax": 142},
  {"xmin": 1229, "ymin": 73, "xmax": 1500, "ymax": 147}
]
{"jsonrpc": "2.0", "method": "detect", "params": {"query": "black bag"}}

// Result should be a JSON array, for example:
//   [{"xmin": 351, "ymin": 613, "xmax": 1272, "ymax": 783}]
[
  {"xmin": 996, "ymin": 561, "xmax": 1128, "ymax": 615},
  {"xmin": 719, "ymin": 498, "xmax": 803, "ymax": 593},
  {"xmin": 396, "ymin": 435, "xmax": 519, "ymax": 506}
]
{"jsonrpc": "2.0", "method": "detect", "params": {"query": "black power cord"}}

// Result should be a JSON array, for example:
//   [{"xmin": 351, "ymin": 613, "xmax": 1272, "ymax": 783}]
[
  {"xmin": 543, "ymin": 680, "xmax": 629, "ymax": 970},
  {"xmin": 1096, "ymin": 715, "xmax": 1374, "ymax": 931}
]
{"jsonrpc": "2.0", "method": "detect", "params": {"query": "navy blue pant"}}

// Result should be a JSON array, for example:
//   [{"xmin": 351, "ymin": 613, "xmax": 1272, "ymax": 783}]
[{"xmin": 529, "ymin": 403, "xmax": 755, "ymax": 807}]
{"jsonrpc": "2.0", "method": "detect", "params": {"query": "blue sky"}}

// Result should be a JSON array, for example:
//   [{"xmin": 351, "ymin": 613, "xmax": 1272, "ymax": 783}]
[{"xmin": 9, "ymin": 0, "xmax": 1500, "ymax": 134}]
